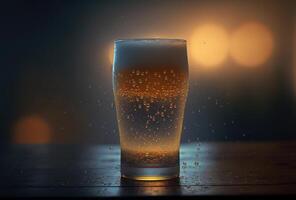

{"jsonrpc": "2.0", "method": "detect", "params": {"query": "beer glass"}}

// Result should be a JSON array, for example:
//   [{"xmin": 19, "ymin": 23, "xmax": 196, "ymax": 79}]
[{"xmin": 112, "ymin": 39, "xmax": 189, "ymax": 180}]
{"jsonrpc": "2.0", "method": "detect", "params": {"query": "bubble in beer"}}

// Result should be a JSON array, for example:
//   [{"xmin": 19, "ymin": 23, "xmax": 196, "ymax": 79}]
[{"xmin": 114, "ymin": 66, "xmax": 188, "ymax": 166}]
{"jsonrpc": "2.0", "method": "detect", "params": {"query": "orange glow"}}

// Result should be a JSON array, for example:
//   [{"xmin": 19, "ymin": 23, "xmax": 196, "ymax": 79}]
[
  {"xmin": 13, "ymin": 115, "xmax": 52, "ymax": 144},
  {"xmin": 108, "ymin": 44, "xmax": 114, "ymax": 65},
  {"xmin": 294, "ymin": 23, "xmax": 296, "ymax": 97},
  {"xmin": 189, "ymin": 24, "xmax": 229, "ymax": 68},
  {"xmin": 116, "ymin": 68, "xmax": 188, "ymax": 99},
  {"xmin": 124, "ymin": 175, "xmax": 177, "ymax": 181},
  {"xmin": 230, "ymin": 22, "xmax": 274, "ymax": 67}
]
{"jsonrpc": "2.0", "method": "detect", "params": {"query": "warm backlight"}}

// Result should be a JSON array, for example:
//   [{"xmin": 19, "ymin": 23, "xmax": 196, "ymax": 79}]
[
  {"xmin": 13, "ymin": 115, "xmax": 52, "ymax": 144},
  {"xmin": 108, "ymin": 44, "xmax": 114, "ymax": 65},
  {"xmin": 230, "ymin": 22, "xmax": 274, "ymax": 67},
  {"xmin": 189, "ymin": 24, "xmax": 229, "ymax": 68}
]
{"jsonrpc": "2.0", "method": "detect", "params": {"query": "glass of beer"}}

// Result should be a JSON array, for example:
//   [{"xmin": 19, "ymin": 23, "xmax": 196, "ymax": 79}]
[{"xmin": 112, "ymin": 39, "xmax": 189, "ymax": 180}]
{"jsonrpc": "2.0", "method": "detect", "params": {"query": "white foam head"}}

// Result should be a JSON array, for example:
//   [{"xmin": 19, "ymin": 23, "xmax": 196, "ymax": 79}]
[
  {"xmin": 113, "ymin": 39, "xmax": 188, "ymax": 72},
  {"xmin": 115, "ymin": 39, "xmax": 186, "ymax": 48}
]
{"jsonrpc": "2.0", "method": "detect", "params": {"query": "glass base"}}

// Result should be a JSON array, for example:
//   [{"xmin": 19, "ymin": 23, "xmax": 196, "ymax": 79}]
[{"xmin": 121, "ymin": 165, "xmax": 179, "ymax": 181}]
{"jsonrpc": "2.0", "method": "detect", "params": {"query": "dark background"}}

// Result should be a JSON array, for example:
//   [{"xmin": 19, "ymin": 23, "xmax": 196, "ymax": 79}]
[{"xmin": 1, "ymin": 0, "xmax": 296, "ymax": 144}]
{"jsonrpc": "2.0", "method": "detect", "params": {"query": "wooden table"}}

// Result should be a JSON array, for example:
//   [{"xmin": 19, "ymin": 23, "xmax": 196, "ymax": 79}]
[{"xmin": 0, "ymin": 141, "xmax": 296, "ymax": 197}]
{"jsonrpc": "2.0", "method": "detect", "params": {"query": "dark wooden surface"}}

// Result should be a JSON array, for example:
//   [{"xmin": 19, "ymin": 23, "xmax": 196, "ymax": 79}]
[{"xmin": 0, "ymin": 141, "xmax": 296, "ymax": 197}]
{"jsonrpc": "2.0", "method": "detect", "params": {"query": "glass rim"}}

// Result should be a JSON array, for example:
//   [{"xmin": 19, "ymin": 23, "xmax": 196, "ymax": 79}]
[{"xmin": 114, "ymin": 38, "xmax": 186, "ymax": 44}]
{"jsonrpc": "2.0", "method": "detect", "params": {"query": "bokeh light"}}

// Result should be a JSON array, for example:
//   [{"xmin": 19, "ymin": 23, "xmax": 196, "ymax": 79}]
[
  {"xmin": 230, "ymin": 22, "xmax": 274, "ymax": 67},
  {"xmin": 189, "ymin": 24, "xmax": 230, "ymax": 69},
  {"xmin": 13, "ymin": 115, "xmax": 52, "ymax": 144}
]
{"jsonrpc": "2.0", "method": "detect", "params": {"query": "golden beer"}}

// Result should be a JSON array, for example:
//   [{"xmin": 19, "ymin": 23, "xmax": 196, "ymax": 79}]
[{"xmin": 113, "ymin": 39, "xmax": 189, "ymax": 180}]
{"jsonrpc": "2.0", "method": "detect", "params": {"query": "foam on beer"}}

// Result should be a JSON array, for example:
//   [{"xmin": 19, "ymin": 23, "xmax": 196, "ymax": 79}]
[
  {"xmin": 115, "ymin": 39, "xmax": 186, "ymax": 47},
  {"xmin": 113, "ymin": 39, "xmax": 188, "ymax": 72}
]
